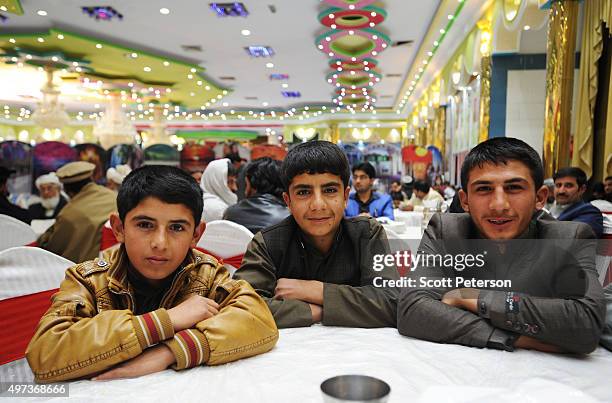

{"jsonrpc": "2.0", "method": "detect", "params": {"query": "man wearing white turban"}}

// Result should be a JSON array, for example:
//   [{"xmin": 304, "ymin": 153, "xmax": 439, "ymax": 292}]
[
  {"xmin": 200, "ymin": 158, "xmax": 238, "ymax": 223},
  {"xmin": 28, "ymin": 172, "xmax": 68, "ymax": 219},
  {"xmin": 106, "ymin": 164, "xmax": 132, "ymax": 192}
]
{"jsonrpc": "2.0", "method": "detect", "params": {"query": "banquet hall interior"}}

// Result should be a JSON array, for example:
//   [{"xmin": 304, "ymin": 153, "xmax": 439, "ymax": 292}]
[{"xmin": 0, "ymin": 0, "xmax": 612, "ymax": 402}]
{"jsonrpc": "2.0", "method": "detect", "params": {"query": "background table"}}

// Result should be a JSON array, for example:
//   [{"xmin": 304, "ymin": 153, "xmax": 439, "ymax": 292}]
[
  {"xmin": 20, "ymin": 326, "xmax": 612, "ymax": 403},
  {"xmin": 393, "ymin": 210, "xmax": 424, "ymax": 227}
]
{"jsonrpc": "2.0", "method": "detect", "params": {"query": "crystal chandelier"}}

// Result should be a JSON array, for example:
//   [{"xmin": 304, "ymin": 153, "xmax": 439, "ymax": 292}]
[
  {"xmin": 31, "ymin": 69, "xmax": 70, "ymax": 129},
  {"xmin": 94, "ymin": 93, "xmax": 137, "ymax": 148}
]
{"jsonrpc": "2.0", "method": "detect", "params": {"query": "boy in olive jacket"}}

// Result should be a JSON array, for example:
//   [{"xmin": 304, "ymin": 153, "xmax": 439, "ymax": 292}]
[{"xmin": 26, "ymin": 166, "xmax": 278, "ymax": 383}]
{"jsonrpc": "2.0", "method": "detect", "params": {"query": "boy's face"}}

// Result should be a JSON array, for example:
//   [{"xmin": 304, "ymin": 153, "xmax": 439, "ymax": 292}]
[
  {"xmin": 110, "ymin": 197, "xmax": 205, "ymax": 285},
  {"xmin": 283, "ymin": 173, "xmax": 349, "ymax": 243},
  {"xmin": 459, "ymin": 160, "xmax": 547, "ymax": 240}
]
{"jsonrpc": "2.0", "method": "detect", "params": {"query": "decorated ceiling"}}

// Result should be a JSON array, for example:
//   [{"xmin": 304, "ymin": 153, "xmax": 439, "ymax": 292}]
[{"xmin": 0, "ymin": 0, "xmax": 510, "ymax": 130}]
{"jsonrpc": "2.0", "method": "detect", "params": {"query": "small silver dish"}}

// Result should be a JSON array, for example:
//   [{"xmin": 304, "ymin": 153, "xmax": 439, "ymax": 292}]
[{"xmin": 321, "ymin": 374, "xmax": 391, "ymax": 402}]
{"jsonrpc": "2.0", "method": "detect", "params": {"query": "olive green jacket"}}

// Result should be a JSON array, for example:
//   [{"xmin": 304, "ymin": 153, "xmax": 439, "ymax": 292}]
[
  {"xmin": 37, "ymin": 182, "xmax": 116, "ymax": 263},
  {"xmin": 234, "ymin": 216, "xmax": 399, "ymax": 328}
]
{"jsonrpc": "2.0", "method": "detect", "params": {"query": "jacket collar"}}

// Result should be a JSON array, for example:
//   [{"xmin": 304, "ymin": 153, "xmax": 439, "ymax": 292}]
[{"xmin": 105, "ymin": 246, "xmax": 198, "ymax": 294}]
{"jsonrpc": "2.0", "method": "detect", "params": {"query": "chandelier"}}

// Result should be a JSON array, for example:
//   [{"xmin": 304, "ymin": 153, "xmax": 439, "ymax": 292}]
[
  {"xmin": 93, "ymin": 93, "xmax": 137, "ymax": 148},
  {"xmin": 31, "ymin": 69, "xmax": 70, "ymax": 129}
]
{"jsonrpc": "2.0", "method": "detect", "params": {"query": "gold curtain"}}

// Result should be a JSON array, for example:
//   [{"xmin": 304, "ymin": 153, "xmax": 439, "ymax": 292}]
[{"xmin": 572, "ymin": 0, "xmax": 612, "ymax": 178}]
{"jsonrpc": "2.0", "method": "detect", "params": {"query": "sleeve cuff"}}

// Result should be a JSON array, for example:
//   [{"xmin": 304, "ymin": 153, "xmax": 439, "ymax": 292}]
[
  {"xmin": 486, "ymin": 328, "xmax": 519, "ymax": 352},
  {"xmin": 321, "ymin": 283, "xmax": 341, "ymax": 325},
  {"xmin": 132, "ymin": 308, "xmax": 175, "ymax": 350},
  {"xmin": 163, "ymin": 329, "xmax": 211, "ymax": 370},
  {"xmin": 477, "ymin": 290, "xmax": 509, "ymax": 326}
]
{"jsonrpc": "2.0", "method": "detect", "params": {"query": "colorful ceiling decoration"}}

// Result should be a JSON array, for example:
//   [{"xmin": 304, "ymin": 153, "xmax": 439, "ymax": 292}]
[
  {"xmin": 317, "ymin": 0, "xmax": 389, "ymax": 111},
  {"xmin": 81, "ymin": 6, "xmax": 124, "ymax": 22},
  {"xmin": 318, "ymin": 6, "xmax": 386, "ymax": 30},
  {"xmin": 0, "ymin": 0, "xmax": 23, "ymax": 15},
  {"xmin": 0, "ymin": 28, "xmax": 227, "ymax": 109},
  {"xmin": 323, "ymin": 0, "xmax": 377, "ymax": 9},
  {"xmin": 209, "ymin": 2, "xmax": 249, "ymax": 17}
]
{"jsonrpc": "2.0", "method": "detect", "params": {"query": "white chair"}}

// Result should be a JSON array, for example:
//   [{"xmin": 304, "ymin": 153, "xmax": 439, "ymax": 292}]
[
  {"xmin": 0, "ymin": 247, "xmax": 75, "ymax": 383},
  {"xmin": 0, "ymin": 214, "xmax": 37, "ymax": 251},
  {"xmin": 196, "ymin": 220, "xmax": 253, "ymax": 276}
]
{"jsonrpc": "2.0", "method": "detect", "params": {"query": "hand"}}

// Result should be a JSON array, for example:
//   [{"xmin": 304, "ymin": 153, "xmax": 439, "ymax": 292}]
[
  {"xmin": 515, "ymin": 336, "xmax": 563, "ymax": 353},
  {"xmin": 274, "ymin": 278, "xmax": 324, "ymax": 305},
  {"xmin": 92, "ymin": 344, "xmax": 175, "ymax": 381},
  {"xmin": 441, "ymin": 288, "xmax": 479, "ymax": 313},
  {"xmin": 167, "ymin": 295, "xmax": 220, "ymax": 332},
  {"xmin": 358, "ymin": 212, "xmax": 372, "ymax": 217},
  {"xmin": 400, "ymin": 204, "xmax": 414, "ymax": 211},
  {"xmin": 309, "ymin": 304, "xmax": 323, "ymax": 323}
]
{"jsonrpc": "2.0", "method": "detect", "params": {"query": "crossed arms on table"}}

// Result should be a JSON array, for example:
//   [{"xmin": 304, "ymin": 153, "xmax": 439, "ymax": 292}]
[
  {"xmin": 25, "ymin": 265, "xmax": 278, "ymax": 383},
  {"xmin": 397, "ymin": 225, "xmax": 606, "ymax": 354},
  {"xmin": 234, "ymin": 230, "xmax": 399, "ymax": 329}
]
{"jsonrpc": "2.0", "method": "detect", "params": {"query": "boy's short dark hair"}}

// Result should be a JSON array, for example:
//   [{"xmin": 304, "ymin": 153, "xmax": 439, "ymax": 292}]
[
  {"xmin": 118, "ymin": 165, "xmax": 203, "ymax": 227},
  {"xmin": 281, "ymin": 141, "xmax": 350, "ymax": 190},
  {"xmin": 553, "ymin": 167, "xmax": 587, "ymax": 187},
  {"xmin": 460, "ymin": 137, "xmax": 543, "ymax": 192},
  {"xmin": 246, "ymin": 157, "xmax": 284, "ymax": 198},
  {"xmin": 391, "ymin": 179, "xmax": 402, "ymax": 186},
  {"xmin": 352, "ymin": 162, "xmax": 376, "ymax": 179},
  {"xmin": 414, "ymin": 180, "xmax": 430, "ymax": 193}
]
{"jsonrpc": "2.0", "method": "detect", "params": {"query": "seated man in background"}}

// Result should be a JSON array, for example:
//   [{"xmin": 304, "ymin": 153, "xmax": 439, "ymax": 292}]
[
  {"xmin": 234, "ymin": 141, "xmax": 398, "ymax": 328},
  {"xmin": 28, "ymin": 172, "xmax": 67, "ymax": 220},
  {"xmin": 397, "ymin": 137, "xmax": 605, "ymax": 354},
  {"xmin": 37, "ymin": 161, "xmax": 116, "ymax": 263},
  {"xmin": 26, "ymin": 165, "xmax": 278, "ymax": 383},
  {"xmin": 224, "ymin": 157, "xmax": 290, "ymax": 234},
  {"xmin": 551, "ymin": 167, "xmax": 603, "ymax": 238},
  {"xmin": 106, "ymin": 164, "xmax": 132, "ymax": 192},
  {"xmin": 389, "ymin": 179, "xmax": 408, "ymax": 209},
  {"xmin": 399, "ymin": 180, "xmax": 444, "ymax": 211},
  {"xmin": 345, "ymin": 161, "xmax": 394, "ymax": 219},
  {"xmin": 0, "ymin": 166, "xmax": 31, "ymax": 224}
]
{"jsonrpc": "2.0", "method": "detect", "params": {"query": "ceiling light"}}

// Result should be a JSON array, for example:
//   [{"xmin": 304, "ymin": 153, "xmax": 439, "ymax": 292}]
[
  {"xmin": 37, "ymin": 37, "xmax": 45, "ymax": 43},
  {"xmin": 266, "ymin": 62, "xmax": 274, "ymax": 68},
  {"xmin": 241, "ymin": 29, "xmax": 251, "ymax": 36},
  {"xmin": 282, "ymin": 83, "xmax": 289, "ymax": 88},
  {"xmin": 96, "ymin": 43, "xmax": 103, "ymax": 49},
  {"xmin": 144, "ymin": 66, "xmax": 151, "ymax": 72},
  {"xmin": 523, "ymin": 25, "xmax": 531, "ymax": 30},
  {"xmin": 163, "ymin": 61, "xmax": 170, "ymax": 66},
  {"xmin": 160, "ymin": 8, "xmax": 170, "ymax": 15},
  {"xmin": 37, "ymin": 10, "xmax": 48, "ymax": 16},
  {"xmin": 57, "ymin": 34, "xmax": 64, "ymax": 40}
]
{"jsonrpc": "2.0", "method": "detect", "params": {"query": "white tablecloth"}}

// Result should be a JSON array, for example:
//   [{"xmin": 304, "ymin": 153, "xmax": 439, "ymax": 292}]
[
  {"xmin": 22, "ymin": 326, "xmax": 612, "ymax": 403},
  {"xmin": 393, "ymin": 210, "xmax": 424, "ymax": 227}
]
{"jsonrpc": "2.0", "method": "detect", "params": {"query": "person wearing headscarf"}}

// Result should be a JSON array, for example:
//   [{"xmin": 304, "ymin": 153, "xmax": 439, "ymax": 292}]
[
  {"xmin": 106, "ymin": 164, "xmax": 132, "ymax": 192},
  {"xmin": 28, "ymin": 172, "xmax": 68, "ymax": 219},
  {"xmin": 200, "ymin": 158, "xmax": 238, "ymax": 223}
]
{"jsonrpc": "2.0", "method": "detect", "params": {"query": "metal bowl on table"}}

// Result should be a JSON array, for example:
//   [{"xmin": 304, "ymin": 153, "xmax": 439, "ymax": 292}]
[{"xmin": 321, "ymin": 375, "xmax": 391, "ymax": 403}]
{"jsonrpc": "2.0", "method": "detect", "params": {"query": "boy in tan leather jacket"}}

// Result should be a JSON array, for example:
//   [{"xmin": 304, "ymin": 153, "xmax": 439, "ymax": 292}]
[{"xmin": 26, "ymin": 165, "xmax": 278, "ymax": 383}]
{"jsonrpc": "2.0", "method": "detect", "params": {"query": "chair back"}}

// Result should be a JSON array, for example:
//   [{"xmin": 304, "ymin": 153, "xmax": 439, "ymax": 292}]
[{"xmin": 0, "ymin": 214, "xmax": 36, "ymax": 251}]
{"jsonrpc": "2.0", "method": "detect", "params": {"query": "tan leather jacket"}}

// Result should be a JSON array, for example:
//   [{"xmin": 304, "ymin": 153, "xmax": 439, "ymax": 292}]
[{"xmin": 26, "ymin": 247, "xmax": 279, "ymax": 383}]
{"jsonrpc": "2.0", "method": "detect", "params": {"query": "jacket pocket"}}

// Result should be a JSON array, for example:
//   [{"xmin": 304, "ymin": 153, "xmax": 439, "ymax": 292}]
[{"xmin": 53, "ymin": 298, "xmax": 85, "ymax": 317}]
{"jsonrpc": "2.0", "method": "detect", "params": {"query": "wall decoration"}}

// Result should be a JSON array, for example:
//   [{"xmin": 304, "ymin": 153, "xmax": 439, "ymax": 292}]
[
  {"xmin": 143, "ymin": 144, "xmax": 180, "ymax": 166},
  {"xmin": 180, "ymin": 143, "xmax": 215, "ymax": 173},
  {"xmin": 32, "ymin": 141, "xmax": 77, "ymax": 185},
  {"xmin": 107, "ymin": 144, "xmax": 143, "ymax": 170},
  {"xmin": 316, "ymin": 29, "xmax": 390, "ymax": 60},
  {"xmin": 74, "ymin": 143, "xmax": 107, "ymax": 184}
]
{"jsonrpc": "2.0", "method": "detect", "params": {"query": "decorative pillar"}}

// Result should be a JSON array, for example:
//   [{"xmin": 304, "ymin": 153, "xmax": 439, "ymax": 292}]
[
  {"xmin": 330, "ymin": 123, "xmax": 340, "ymax": 144},
  {"xmin": 478, "ymin": 56, "xmax": 492, "ymax": 143},
  {"xmin": 543, "ymin": 0, "xmax": 579, "ymax": 178}
]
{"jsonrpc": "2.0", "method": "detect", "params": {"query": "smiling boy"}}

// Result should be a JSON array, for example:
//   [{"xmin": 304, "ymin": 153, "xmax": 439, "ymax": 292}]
[
  {"xmin": 397, "ymin": 137, "xmax": 605, "ymax": 353},
  {"xmin": 26, "ymin": 165, "xmax": 278, "ymax": 383},
  {"xmin": 234, "ymin": 141, "xmax": 399, "ymax": 328}
]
